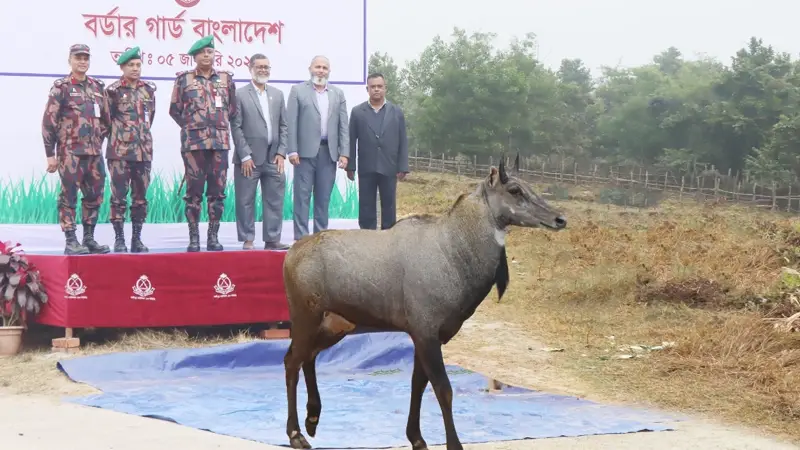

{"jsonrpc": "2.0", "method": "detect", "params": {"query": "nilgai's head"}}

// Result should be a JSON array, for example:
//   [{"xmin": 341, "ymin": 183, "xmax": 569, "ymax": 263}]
[{"xmin": 483, "ymin": 154, "xmax": 567, "ymax": 231}]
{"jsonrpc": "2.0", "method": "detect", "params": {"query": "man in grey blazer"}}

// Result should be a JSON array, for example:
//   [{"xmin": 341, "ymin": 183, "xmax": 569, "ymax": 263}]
[
  {"xmin": 231, "ymin": 53, "xmax": 290, "ymax": 250},
  {"xmin": 286, "ymin": 55, "xmax": 349, "ymax": 240},
  {"xmin": 346, "ymin": 73, "xmax": 409, "ymax": 230}
]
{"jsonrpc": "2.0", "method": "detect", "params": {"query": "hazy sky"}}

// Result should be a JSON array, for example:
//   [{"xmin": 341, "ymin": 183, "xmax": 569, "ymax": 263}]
[{"xmin": 367, "ymin": 0, "xmax": 799, "ymax": 77}]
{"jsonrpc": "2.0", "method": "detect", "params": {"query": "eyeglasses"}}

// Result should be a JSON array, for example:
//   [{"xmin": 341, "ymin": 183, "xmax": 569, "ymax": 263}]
[{"xmin": 253, "ymin": 65, "xmax": 270, "ymax": 71}]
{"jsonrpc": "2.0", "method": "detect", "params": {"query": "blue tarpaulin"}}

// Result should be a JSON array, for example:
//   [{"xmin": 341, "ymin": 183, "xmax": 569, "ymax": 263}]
[{"xmin": 57, "ymin": 332, "xmax": 676, "ymax": 448}]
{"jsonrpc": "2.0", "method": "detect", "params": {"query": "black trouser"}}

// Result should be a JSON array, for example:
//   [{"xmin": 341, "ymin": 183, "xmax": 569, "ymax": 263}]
[{"xmin": 358, "ymin": 172, "xmax": 397, "ymax": 230}]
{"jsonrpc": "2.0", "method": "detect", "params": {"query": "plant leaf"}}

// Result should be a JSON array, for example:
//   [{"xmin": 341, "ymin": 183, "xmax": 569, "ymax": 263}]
[
  {"xmin": 17, "ymin": 288, "xmax": 26, "ymax": 308},
  {"xmin": 0, "ymin": 254, "xmax": 10, "ymax": 267},
  {"xmin": 7, "ymin": 273, "xmax": 20, "ymax": 287},
  {"xmin": 3, "ymin": 284, "xmax": 14, "ymax": 301}
]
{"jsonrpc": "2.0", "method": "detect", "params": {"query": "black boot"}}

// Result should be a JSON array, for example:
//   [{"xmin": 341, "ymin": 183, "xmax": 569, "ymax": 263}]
[
  {"xmin": 112, "ymin": 220, "xmax": 127, "ymax": 253},
  {"xmin": 130, "ymin": 221, "xmax": 149, "ymax": 253},
  {"xmin": 82, "ymin": 224, "xmax": 110, "ymax": 254},
  {"xmin": 64, "ymin": 230, "xmax": 90, "ymax": 255},
  {"xmin": 207, "ymin": 221, "xmax": 223, "ymax": 251},
  {"xmin": 187, "ymin": 222, "xmax": 200, "ymax": 252}
]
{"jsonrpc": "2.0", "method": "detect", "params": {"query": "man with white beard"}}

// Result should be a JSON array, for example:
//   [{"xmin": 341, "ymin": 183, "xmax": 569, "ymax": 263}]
[
  {"xmin": 286, "ymin": 55, "xmax": 350, "ymax": 240},
  {"xmin": 231, "ymin": 53, "xmax": 290, "ymax": 250}
]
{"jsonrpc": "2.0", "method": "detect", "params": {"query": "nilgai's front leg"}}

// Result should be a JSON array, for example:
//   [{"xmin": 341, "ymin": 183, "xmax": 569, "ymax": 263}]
[
  {"xmin": 417, "ymin": 339, "xmax": 463, "ymax": 450},
  {"xmin": 406, "ymin": 352, "xmax": 430, "ymax": 450}
]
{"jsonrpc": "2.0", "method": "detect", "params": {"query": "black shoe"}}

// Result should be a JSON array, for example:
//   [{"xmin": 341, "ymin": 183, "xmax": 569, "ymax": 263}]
[
  {"xmin": 265, "ymin": 242, "xmax": 290, "ymax": 250},
  {"xmin": 130, "ymin": 221, "xmax": 149, "ymax": 253},
  {"xmin": 64, "ymin": 230, "xmax": 90, "ymax": 255},
  {"xmin": 82, "ymin": 224, "xmax": 110, "ymax": 254},
  {"xmin": 187, "ymin": 222, "xmax": 200, "ymax": 252},
  {"xmin": 112, "ymin": 220, "xmax": 127, "ymax": 253},
  {"xmin": 207, "ymin": 221, "xmax": 223, "ymax": 251}
]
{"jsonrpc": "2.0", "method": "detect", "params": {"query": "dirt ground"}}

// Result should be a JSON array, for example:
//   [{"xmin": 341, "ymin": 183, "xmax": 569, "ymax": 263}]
[{"xmin": 1, "ymin": 311, "xmax": 798, "ymax": 450}]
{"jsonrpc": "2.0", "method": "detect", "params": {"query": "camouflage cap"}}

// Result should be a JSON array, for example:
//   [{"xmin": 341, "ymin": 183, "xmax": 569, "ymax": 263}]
[
  {"xmin": 187, "ymin": 35, "xmax": 214, "ymax": 56},
  {"xmin": 117, "ymin": 46, "xmax": 141, "ymax": 66},
  {"xmin": 69, "ymin": 44, "xmax": 90, "ymax": 56}
]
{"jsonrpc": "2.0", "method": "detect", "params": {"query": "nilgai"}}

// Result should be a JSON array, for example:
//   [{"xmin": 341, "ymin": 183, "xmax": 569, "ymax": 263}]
[{"xmin": 281, "ymin": 155, "xmax": 567, "ymax": 450}]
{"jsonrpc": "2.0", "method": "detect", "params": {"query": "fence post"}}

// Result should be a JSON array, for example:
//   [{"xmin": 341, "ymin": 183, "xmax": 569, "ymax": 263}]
[
  {"xmin": 788, "ymin": 185, "xmax": 792, "ymax": 212},
  {"xmin": 772, "ymin": 182, "xmax": 777, "ymax": 210},
  {"xmin": 680, "ymin": 176, "xmax": 685, "ymax": 201},
  {"xmin": 573, "ymin": 162, "xmax": 578, "ymax": 184}
]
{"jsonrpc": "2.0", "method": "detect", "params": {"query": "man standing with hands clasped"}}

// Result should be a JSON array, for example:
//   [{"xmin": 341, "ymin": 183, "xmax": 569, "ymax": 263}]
[
  {"xmin": 104, "ymin": 46, "xmax": 157, "ymax": 253},
  {"xmin": 347, "ymin": 72, "xmax": 409, "ymax": 230},
  {"xmin": 231, "ymin": 53, "xmax": 290, "ymax": 250},
  {"xmin": 286, "ymin": 55, "xmax": 349, "ymax": 240}
]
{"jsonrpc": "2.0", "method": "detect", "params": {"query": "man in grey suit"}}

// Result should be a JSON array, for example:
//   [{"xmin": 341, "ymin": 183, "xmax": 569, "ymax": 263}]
[
  {"xmin": 231, "ymin": 53, "xmax": 290, "ymax": 250},
  {"xmin": 346, "ymin": 73, "xmax": 409, "ymax": 230},
  {"xmin": 286, "ymin": 55, "xmax": 349, "ymax": 240}
]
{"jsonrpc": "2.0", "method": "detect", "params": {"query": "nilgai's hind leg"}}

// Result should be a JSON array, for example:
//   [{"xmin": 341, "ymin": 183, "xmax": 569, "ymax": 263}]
[
  {"xmin": 406, "ymin": 352, "xmax": 430, "ymax": 450},
  {"xmin": 285, "ymin": 317, "xmax": 320, "ymax": 449},
  {"xmin": 303, "ymin": 312, "xmax": 356, "ymax": 439},
  {"xmin": 416, "ymin": 338, "xmax": 463, "ymax": 450}
]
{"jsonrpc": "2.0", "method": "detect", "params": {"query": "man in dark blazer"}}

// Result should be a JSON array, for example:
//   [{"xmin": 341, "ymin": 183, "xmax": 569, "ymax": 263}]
[
  {"xmin": 347, "ymin": 72, "xmax": 409, "ymax": 230},
  {"xmin": 231, "ymin": 53, "xmax": 290, "ymax": 250}
]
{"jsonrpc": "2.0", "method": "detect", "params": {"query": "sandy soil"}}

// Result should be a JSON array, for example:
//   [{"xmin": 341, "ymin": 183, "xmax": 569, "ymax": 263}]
[{"xmin": 1, "ymin": 314, "xmax": 798, "ymax": 450}]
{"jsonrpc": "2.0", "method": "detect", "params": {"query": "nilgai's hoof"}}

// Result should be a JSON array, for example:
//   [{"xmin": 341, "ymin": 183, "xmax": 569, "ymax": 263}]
[
  {"xmin": 305, "ymin": 416, "xmax": 319, "ymax": 437},
  {"xmin": 412, "ymin": 439, "xmax": 428, "ymax": 450},
  {"xmin": 290, "ymin": 433, "xmax": 312, "ymax": 449}
]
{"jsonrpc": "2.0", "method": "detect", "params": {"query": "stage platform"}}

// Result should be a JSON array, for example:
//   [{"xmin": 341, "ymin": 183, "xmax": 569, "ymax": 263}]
[{"xmin": 0, "ymin": 220, "xmax": 359, "ymax": 334}]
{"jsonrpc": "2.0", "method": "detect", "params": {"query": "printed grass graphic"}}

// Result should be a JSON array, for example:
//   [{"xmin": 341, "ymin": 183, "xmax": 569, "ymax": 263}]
[{"xmin": 0, "ymin": 172, "xmax": 359, "ymax": 224}]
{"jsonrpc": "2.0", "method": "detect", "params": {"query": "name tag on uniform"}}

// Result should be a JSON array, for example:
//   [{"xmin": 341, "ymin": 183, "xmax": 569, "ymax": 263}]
[
  {"xmin": 93, "ymin": 103, "xmax": 100, "ymax": 118},
  {"xmin": 215, "ymin": 95, "xmax": 222, "ymax": 108},
  {"xmin": 144, "ymin": 109, "xmax": 150, "ymax": 124}
]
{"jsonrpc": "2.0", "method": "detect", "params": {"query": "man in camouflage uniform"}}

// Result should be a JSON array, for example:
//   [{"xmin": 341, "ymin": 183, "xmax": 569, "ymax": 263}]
[
  {"xmin": 104, "ymin": 46, "xmax": 156, "ymax": 253},
  {"xmin": 42, "ymin": 44, "xmax": 111, "ymax": 255},
  {"xmin": 169, "ymin": 35, "xmax": 237, "ymax": 252}
]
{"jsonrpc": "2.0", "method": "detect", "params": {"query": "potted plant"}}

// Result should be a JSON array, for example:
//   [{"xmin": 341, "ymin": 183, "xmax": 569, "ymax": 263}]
[{"xmin": 0, "ymin": 241, "xmax": 48, "ymax": 356}]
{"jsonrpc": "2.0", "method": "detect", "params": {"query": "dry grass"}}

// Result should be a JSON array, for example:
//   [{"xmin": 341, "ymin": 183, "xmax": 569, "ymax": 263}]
[{"xmin": 396, "ymin": 172, "xmax": 800, "ymax": 442}]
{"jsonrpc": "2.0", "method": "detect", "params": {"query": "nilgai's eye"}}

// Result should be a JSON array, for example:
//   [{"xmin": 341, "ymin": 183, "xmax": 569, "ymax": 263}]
[{"xmin": 508, "ymin": 187, "xmax": 521, "ymax": 195}]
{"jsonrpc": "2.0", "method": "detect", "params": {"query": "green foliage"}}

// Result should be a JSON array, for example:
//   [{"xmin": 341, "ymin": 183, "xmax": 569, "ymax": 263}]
[
  {"xmin": 779, "ymin": 267, "xmax": 800, "ymax": 291},
  {"xmin": 544, "ymin": 184, "xmax": 570, "ymax": 200},
  {"xmin": 389, "ymin": 30, "xmax": 800, "ymax": 182},
  {"xmin": 598, "ymin": 187, "xmax": 663, "ymax": 208},
  {"xmin": 0, "ymin": 173, "xmax": 359, "ymax": 224}
]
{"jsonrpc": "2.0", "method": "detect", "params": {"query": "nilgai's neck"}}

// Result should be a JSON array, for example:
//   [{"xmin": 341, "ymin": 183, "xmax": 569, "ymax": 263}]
[{"xmin": 443, "ymin": 195, "xmax": 505, "ymax": 284}]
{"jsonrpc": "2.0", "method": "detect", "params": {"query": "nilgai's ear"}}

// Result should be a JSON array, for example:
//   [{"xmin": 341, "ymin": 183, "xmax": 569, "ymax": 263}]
[
  {"xmin": 499, "ymin": 156, "xmax": 509, "ymax": 184},
  {"xmin": 488, "ymin": 166, "xmax": 500, "ymax": 187}
]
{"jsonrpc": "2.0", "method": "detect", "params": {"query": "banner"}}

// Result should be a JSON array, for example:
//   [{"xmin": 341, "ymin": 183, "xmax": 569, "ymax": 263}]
[{"xmin": 0, "ymin": 0, "xmax": 367, "ymax": 235}]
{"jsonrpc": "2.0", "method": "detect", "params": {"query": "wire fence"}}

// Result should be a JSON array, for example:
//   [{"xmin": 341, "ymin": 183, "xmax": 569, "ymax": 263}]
[{"xmin": 408, "ymin": 153, "xmax": 800, "ymax": 212}]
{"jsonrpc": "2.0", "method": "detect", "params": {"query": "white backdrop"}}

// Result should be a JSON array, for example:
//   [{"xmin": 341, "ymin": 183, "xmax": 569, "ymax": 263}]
[{"xmin": 0, "ymin": 0, "xmax": 368, "ymax": 247}]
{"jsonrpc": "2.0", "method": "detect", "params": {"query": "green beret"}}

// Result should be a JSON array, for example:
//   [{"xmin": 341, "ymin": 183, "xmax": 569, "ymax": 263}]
[
  {"xmin": 117, "ymin": 46, "xmax": 141, "ymax": 66},
  {"xmin": 188, "ymin": 35, "xmax": 214, "ymax": 56}
]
